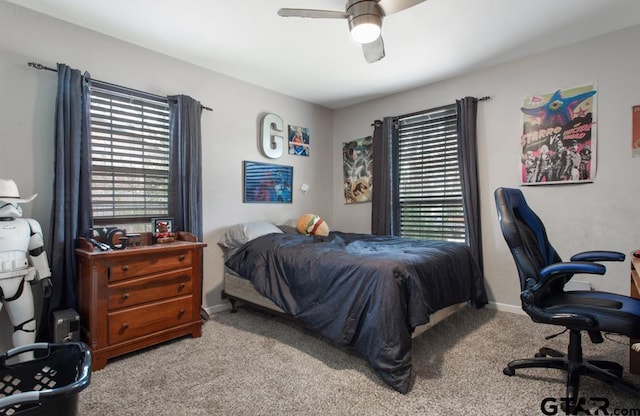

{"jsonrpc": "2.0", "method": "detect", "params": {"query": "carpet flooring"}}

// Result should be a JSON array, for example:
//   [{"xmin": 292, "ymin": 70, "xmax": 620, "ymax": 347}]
[{"xmin": 78, "ymin": 305, "xmax": 640, "ymax": 415}]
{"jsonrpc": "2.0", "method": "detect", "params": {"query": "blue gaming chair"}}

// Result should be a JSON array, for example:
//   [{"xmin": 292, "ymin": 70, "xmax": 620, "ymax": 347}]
[{"xmin": 494, "ymin": 187, "xmax": 640, "ymax": 407}]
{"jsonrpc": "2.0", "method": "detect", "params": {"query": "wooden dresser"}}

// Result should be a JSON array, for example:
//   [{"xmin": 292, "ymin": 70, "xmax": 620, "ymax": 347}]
[
  {"xmin": 76, "ymin": 233, "xmax": 207, "ymax": 370},
  {"xmin": 631, "ymin": 253, "xmax": 640, "ymax": 375}
]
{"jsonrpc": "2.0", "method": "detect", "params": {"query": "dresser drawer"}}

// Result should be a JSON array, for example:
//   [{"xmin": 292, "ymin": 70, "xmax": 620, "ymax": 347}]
[
  {"xmin": 109, "ymin": 251, "xmax": 192, "ymax": 282},
  {"xmin": 108, "ymin": 296, "xmax": 193, "ymax": 344},
  {"xmin": 107, "ymin": 268, "xmax": 192, "ymax": 310},
  {"xmin": 76, "ymin": 237, "xmax": 206, "ymax": 370}
]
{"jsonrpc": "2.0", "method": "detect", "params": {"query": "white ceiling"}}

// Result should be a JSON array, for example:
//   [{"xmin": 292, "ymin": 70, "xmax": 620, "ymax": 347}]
[{"xmin": 9, "ymin": 0, "xmax": 640, "ymax": 109}]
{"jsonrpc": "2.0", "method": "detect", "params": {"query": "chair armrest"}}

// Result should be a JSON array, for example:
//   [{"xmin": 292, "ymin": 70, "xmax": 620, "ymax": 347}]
[
  {"xmin": 526, "ymin": 261, "xmax": 606, "ymax": 295},
  {"xmin": 522, "ymin": 262, "xmax": 606, "ymax": 328},
  {"xmin": 540, "ymin": 261, "xmax": 607, "ymax": 278},
  {"xmin": 570, "ymin": 250, "xmax": 625, "ymax": 262}
]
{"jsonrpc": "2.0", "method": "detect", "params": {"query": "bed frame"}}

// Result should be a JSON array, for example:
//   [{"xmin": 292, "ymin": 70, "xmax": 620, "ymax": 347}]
[{"xmin": 222, "ymin": 270, "xmax": 469, "ymax": 339}]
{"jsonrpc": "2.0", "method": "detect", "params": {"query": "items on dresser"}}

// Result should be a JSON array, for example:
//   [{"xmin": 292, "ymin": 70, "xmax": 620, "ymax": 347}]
[
  {"xmin": 75, "ymin": 233, "xmax": 207, "ymax": 370},
  {"xmin": 91, "ymin": 226, "xmax": 128, "ymax": 250}
]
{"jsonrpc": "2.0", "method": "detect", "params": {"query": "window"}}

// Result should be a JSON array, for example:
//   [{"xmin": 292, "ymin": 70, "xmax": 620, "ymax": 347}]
[
  {"xmin": 89, "ymin": 81, "xmax": 170, "ymax": 231},
  {"xmin": 395, "ymin": 104, "xmax": 465, "ymax": 242}
]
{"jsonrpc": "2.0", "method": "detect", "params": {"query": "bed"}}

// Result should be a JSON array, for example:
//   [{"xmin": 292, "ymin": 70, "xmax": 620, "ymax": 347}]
[{"xmin": 219, "ymin": 222, "xmax": 488, "ymax": 394}]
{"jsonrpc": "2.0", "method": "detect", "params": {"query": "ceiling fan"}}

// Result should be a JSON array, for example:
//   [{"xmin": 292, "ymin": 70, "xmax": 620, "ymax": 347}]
[{"xmin": 278, "ymin": 0, "xmax": 427, "ymax": 63}]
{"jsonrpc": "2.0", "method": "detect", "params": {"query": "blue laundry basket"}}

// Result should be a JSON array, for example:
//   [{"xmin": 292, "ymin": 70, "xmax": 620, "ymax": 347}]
[{"xmin": 0, "ymin": 342, "xmax": 91, "ymax": 416}]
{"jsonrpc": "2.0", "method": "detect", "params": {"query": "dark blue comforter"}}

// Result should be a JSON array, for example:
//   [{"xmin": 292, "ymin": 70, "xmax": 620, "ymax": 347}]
[{"xmin": 225, "ymin": 231, "xmax": 487, "ymax": 393}]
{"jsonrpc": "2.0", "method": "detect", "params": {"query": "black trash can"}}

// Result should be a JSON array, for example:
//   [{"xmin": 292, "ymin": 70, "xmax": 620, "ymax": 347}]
[{"xmin": 0, "ymin": 342, "xmax": 91, "ymax": 416}]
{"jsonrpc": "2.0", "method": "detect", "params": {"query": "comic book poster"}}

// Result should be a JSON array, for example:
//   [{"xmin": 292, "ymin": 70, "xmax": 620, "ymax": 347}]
[
  {"xmin": 342, "ymin": 136, "xmax": 373, "ymax": 203},
  {"xmin": 288, "ymin": 125, "xmax": 310, "ymax": 156},
  {"xmin": 520, "ymin": 84, "xmax": 597, "ymax": 185}
]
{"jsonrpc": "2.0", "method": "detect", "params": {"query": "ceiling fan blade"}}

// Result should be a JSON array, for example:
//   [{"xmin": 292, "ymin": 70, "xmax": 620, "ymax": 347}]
[
  {"xmin": 277, "ymin": 8, "xmax": 350, "ymax": 19},
  {"xmin": 362, "ymin": 36, "xmax": 385, "ymax": 63},
  {"xmin": 377, "ymin": 0, "xmax": 427, "ymax": 15}
]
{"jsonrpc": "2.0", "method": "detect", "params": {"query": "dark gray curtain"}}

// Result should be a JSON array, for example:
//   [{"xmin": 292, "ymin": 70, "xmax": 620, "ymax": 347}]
[
  {"xmin": 38, "ymin": 63, "xmax": 93, "ymax": 341},
  {"xmin": 456, "ymin": 97, "xmax": 483, "ymax": 272},
  {"xmin": 371, "ymin": 117, "xmax": 397, "ymax": 235},
  {"xmin": 168, "ymin": 95, "xmax": 203, "ymax": 241}
]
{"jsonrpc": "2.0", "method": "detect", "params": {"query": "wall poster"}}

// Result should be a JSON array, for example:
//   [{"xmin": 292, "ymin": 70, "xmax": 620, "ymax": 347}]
[
  {"xmin": 633, "ymin": 105, "xmax": 640, "ymax": 157},
  {"xmin": 520, "ymin": 83, "xmax": 597, "ymax": 185},
  {"xmin": 288, "ymin": 125, "xmax": 310, "ymax": 156},
  {"xmin": 342, "ymin": 136, "xmax": 373, "ymax": 204},
  {"xmin": 243, "ymin": 161, "xmax": 293, "ymax": 203}
]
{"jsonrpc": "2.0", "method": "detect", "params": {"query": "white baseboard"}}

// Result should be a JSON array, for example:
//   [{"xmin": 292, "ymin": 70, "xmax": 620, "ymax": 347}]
[
  {"xmin": 203, "ymin": 303, "xmax": 231, "ymax": 317},
  {"xmin": 486, "ymin": 301, "xmax": 525, "ymax": 315}
]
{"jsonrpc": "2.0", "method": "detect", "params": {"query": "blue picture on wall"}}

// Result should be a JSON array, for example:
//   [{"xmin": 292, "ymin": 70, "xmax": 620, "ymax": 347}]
[{"xmin": 243, "ymin": 161, "xmax": 293, "ymax": 203}]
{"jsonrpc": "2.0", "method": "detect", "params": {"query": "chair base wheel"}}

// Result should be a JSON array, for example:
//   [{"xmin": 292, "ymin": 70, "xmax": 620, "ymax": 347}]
[{"xmin": 503, "ymin": 338, "xmax": 640, "ymax": 399}]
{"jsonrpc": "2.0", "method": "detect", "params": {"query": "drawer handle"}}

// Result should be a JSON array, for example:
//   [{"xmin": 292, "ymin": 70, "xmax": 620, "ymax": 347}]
[
  {"xmin": 179, "ymin": 255, "xmax": 186, "ymax": 261},
  {"xmin": 177, "ymin": 283, "xmax": 186, "ymax": 292},
  {"xmin": 121, "ymin": 265, "xmax": 129, "ymax": 272},
  {"xmin": 121, "ymin": 323, "xmax": 129, "ymax": 330},
  {"xmin": 178, "ymin": 309, "xmax": 186, "ymax": 317},
  {"xmin": 121, "ymin": 293, "xmax": 130, "ymax": 300}
]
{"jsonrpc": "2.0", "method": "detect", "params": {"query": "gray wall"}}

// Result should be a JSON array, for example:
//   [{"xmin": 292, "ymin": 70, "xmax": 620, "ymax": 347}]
[
  {"xmin": 332, "ymin": 24, "xmax": 640, "ymax": 312},
  {"xmin": 0, "ymin": 1, "xmax": 333, "ymax": 350}
]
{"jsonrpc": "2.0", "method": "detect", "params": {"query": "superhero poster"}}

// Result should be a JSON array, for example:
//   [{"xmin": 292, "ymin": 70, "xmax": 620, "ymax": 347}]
[
  {"xmin": 287, "ymin": 125, "xmax": 310, "ymax": 157},
  {"xmin": 520, "ymin": 84, "xmax": 597, "ymax": 185},
  {"xmin": 342, "ymin": 136, "xmax": 373, "ymax": 204}
]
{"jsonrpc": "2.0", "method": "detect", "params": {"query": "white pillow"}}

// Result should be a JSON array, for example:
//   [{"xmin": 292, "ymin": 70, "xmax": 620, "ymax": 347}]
[{"xmin": 218, "ymin": 221, "xmax": 283, "ymax": 250}]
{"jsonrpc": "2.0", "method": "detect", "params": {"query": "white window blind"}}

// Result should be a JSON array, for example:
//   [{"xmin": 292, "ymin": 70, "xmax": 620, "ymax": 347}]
[
  {"xmin": 89, "ymin": 81, "xmax": 170, "ymax": 226},
  {"xmin": 396, "ymin": 105, "xmax": 465, "ymax": 242}
]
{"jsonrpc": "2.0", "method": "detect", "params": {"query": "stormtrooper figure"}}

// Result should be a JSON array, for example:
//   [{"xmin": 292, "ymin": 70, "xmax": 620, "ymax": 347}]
[{"xmin": 0, "ymin": 179, "xmax": 51, "ymax": 360}]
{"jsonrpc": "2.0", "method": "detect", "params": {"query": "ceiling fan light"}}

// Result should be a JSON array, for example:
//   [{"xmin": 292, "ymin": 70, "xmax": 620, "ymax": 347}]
[
  {"xmin": 350, "ymin": 21, "xmax": 381, "ymax": 44},
  {"xmin": 348, "ymin": 5, "xmax": 382, "ymax": 44}
]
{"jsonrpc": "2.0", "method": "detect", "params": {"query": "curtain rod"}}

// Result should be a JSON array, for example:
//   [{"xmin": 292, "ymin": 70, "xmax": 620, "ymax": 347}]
[
  {"xmin": 372, "ymin": 96, "xmax": 491, "ymax": 126},
  {"xmin": 27, "ymin": 62, "xmax": 213, "ymax": 112},
  {"xmin": 395, "ymin": 96, "xmax": 491, "ymax": 121}
]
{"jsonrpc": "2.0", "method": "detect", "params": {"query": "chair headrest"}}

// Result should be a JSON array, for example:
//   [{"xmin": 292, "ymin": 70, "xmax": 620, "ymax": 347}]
[{"xmin": 495, "ymin": 187, "xmax": 558, "ymax": 267}]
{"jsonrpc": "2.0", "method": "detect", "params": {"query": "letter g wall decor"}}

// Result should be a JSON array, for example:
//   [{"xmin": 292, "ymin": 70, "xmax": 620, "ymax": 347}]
[{"xmin": 260, "ymin": 113, "xmax": 284, "ymax": 159}]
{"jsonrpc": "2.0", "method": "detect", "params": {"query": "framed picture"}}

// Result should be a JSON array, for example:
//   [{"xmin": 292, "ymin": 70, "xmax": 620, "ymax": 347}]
[
  {"xmin": 342, "ymin": 136, "xmax": 373, "ymax": 203},
  {"xmin": 152, "ymin": 217, "xmax": 174, "ymax": 235},
  {"xmin": 243, "ymin": 161, "xmax": 293, "ymax": 203},
  {"xmin": 288, "ymin": 125, "xmax": 310, "ymax": 156}
]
